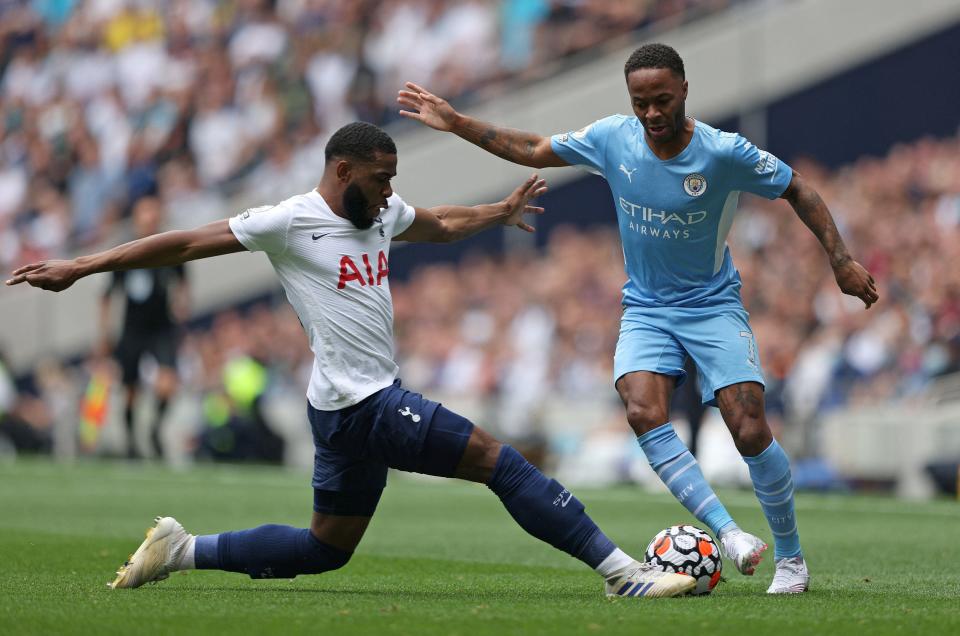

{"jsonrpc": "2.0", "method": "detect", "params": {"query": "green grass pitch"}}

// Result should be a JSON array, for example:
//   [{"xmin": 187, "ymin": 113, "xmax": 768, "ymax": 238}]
[{"xmin": 1, "ymin": 460, "xmax": 958, "ymax": 635}]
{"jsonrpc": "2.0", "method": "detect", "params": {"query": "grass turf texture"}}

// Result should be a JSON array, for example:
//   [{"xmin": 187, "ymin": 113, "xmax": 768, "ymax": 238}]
[{"xmin": 1, "ymin": 460, "xmax": 957, "ymax": 635}]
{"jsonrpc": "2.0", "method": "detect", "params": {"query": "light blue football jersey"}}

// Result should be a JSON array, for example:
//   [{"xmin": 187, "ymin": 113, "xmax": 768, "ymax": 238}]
[{"xmin": 551, "ymin": 116, "xmax": 793, "ymax": 308}]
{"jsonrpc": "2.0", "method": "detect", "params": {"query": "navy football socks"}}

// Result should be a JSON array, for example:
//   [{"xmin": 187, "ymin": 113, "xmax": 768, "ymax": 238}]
[
  {"xmin": 486, "ymin": 445, "xmax": 616, "ymax": 568},
  {"xmin": 192, "ymin": 446, "xmax": 621, "ymax": 578},
  {"xmin": 194, "ymin": 525, "xmax": 351, "ymax": 579}
]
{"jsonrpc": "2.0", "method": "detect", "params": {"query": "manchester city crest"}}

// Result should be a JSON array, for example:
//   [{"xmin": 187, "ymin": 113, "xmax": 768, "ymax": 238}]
[{"xmin": 683, "ymin": 173, "xmax": 707, "ymax": 197}]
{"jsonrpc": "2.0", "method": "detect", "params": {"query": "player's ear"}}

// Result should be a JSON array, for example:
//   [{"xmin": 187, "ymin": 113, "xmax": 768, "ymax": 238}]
[
  {"xmin": 335, "ymin": 159, "xmax": 353, "ymax": 183},
  {"xmin": 681, "ymin": 80, "xmax": 688, "ymax": 100}
]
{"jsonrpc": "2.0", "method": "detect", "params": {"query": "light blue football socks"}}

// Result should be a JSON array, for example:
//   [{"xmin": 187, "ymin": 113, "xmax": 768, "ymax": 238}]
[
  {"xmin": 638, "ymin": 423, "xmax": 737, "ymax": 537},
  {"xmin": 743, "ymin": 439, "xmax": 802, "ymax": 559}
]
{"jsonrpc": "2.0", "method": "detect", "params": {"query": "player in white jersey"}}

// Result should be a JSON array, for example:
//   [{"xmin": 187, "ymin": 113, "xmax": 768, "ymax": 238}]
[
  {"xmin": 7, "ymin": 122, "xmax": 695, "ymax": 599},
  {"xmin": 399, "ymin": 44, "xmax": 879, "ymax": 594}
]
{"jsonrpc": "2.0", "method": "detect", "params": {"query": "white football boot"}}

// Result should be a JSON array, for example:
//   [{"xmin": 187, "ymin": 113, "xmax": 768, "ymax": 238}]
[
  {"xmin": 767, "ymin": 556, "xmax": 809, "ymax": 594},
  {"xmin": 719, "ymin": 528, "xmax": 768, "ymax": 575},
  {"xmin": 109, "ymin": 516, "xmax": 192, "ymax": 589},
  {"xmin": 604, "ymin": 560, "xmax": 696, "ymax": 598}
]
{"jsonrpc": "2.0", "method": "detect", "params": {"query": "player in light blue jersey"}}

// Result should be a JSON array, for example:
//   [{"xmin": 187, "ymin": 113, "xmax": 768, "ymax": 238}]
[{"xmin": 399, "ymin": 43, "xmax": 878, "ymax": 594}]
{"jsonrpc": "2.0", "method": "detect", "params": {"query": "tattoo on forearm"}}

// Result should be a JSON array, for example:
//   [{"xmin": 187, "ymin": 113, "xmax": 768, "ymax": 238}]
[
  {"xmin": 790, "ymin": 183, "xmax": 849, "ymax": 267},
  {"xmin": 523, "ymin": 140, "xmax": 535, "ymax": 160},
  {"xmin": 480, "ymin": 128, "xmax": 497, "ymax": 147},
  {"xmin": 477, "ymin": 126, "xmax": 518, "ymax": 162},
  {"xmin": 463, "ymin": 121, "xmax": 539, "ymax": 164}
]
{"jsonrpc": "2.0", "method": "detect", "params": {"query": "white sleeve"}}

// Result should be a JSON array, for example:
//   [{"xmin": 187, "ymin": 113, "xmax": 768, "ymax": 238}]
[
  {"xmin": 228, "ymin": 204, "xmax": 293, "ymax": 255},
  {"xmin": 388, "ymin": 193, "xmax": 416, "ymax": 237}
]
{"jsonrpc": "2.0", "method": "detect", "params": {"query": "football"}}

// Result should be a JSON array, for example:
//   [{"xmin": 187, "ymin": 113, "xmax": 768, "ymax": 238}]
[{"xmin": 644, "ymin": 525, "xmax": 722, "ymax": 595}]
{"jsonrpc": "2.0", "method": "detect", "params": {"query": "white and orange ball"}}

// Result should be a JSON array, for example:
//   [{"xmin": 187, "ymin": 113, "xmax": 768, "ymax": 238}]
[{"xmin": 644, "ymin": 524, "xmax": 722, "ymax": 595}]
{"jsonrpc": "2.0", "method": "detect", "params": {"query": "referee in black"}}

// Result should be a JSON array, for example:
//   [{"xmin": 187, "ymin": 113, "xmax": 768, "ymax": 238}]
[{"xmin": 100, "ymin": 197, "xmax": 189, "ymax": 459}]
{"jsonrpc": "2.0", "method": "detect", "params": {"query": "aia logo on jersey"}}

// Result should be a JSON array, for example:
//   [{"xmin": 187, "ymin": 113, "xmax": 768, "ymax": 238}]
[{"xmin": 338, "ymin": 251, "xmax": 389, "ymax": 289}]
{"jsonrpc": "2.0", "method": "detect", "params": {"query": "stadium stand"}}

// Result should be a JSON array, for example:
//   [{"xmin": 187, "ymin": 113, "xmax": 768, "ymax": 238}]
[
  {"xmin": 0, "ymin": 0, "xmax": 740, "ymax": 268},
  {"xmin": 4, "ymin": 132, "xmax": 957, "ymax": 465},
  {"xmin": 1, "ymin": 0, "xmax": 959, "ymax": 495}
]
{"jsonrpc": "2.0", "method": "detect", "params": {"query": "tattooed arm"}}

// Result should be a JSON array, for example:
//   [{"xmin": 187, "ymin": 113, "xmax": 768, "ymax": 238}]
[
  {"xmin": 780, "ymin": 171, "xmax": 879, "ymax": 309},
  {"xmin": 397, "ymin": 82, "xmax": 569, "ymax": 169},
  {"xmin": 451, "ymin": 115, "xmax": 566, "ymax": 168}
]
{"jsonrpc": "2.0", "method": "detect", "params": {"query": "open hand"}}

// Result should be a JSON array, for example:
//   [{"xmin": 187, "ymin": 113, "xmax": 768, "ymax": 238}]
[
  {"xmin": 502, "ymin": 174, "xmax": 547, "ymax": 233},
  {"xmin": 6, "ymin": 259, "xmax": 82, "ymax": 292},
  {"xmin": 397, "ymin": 82, "xmax": 459, "ymax": 132},
  {"xmin": 834, "ymin": 259, "xmax": 879, "ymax": 309}
]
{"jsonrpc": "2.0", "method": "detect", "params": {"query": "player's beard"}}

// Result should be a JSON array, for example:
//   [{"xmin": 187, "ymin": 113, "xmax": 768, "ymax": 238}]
[
  {"xmin": 343, "ymin": 183, "xmax": 375, "ymax": 230},
  {"xmin": 672, "ymin": 104, "xmax": 686, "ymax": 137},
  {"xmin": 647, "ymin": 105, "xmax": 687, "ymax": 141}
]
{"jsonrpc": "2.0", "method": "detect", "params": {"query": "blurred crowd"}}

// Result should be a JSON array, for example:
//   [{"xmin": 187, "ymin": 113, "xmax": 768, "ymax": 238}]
[
  {"xmin": 0, "ymin": 299, "xmax": 315, "ymax": 460},
  {"xmin": 2, "ymin": 0, "xmax": 957, "ymax": 462},
  {"xmin": 3, "ymin": 133, "xmax": 959, "ymax": 460},
  {"xmin": 0, "ymin": 0, "xmax": 738, "ymax": 271},
  {"xmin": 736, "ymin": 138, "xmax": 960, "ymax": 418}
]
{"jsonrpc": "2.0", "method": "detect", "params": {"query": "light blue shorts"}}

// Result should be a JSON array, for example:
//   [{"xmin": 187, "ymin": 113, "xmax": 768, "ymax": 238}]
[{"xmin": 613, "ymin": 305, "xmax": 764, "ymax": 406}]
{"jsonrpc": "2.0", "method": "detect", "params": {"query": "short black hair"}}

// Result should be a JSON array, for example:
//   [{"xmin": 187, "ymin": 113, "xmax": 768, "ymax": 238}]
[
  {"xmin": 624, "ymin": 43, "xmax": 685, "ymax": 79},
  {"xmin": 324, "ymin": 122, "xmax": 397, "ymax": 163}
]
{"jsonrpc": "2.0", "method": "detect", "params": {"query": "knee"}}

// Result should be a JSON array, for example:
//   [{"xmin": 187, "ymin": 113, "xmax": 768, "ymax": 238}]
[
  {"xmin": 731, "ymin": 419, "xmax": 771, "ymax": 456},
  {"xmin": 320, "ymin": 546, "xmax": 352, "ymax": 572},
  {"xmin": 485, "ymin": 444, "xmax": 535, "ymax": 494},
  {"xmin": 457, "ymin": 428, "xmax": 503, "ymax": 484},
  {"xmin": 473, "ymin": 430, "xmax": 503, "ymax": 468},
  {"xmin": 623, "ymin": 400, "xmax": 670, "ymax": 434},
  {"xmin": 298, "ymin": 529, "xmax": 354, "ymax": 576},
  {"xmin": 155, "ymin": 365, "xmax": 176, "ymax": 388}
]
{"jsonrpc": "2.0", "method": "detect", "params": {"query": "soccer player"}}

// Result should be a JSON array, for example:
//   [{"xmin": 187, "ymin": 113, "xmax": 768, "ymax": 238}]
[
  {"xmin": 398, "ymin": 43, "xmax": 879, "ymax": 594},
  {"xmin": 6, "ymin": 122, "xmax": 695, "ymax": 598},
  {"xmin": 100, "ymin": 197, "xmax": 188, "ymax": 460}
]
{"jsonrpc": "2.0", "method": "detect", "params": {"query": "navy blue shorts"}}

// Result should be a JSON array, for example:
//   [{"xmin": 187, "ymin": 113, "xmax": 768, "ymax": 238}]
[{"xmin": 307, "ymin": 379, "xmax": 473, "ymax": 516}]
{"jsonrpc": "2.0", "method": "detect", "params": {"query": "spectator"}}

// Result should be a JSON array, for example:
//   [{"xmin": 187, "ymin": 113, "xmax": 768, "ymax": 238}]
[
  {"xmin": 1, "ymin": 0, "xmax": 734, "ymax": 262},
  {"xmin": 0, "ymin": 349, "xmax": 53, "ymax": 455}
]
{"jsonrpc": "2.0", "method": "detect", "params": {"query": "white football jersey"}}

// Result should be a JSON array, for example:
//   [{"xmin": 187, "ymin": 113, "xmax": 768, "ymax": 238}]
[{"xmin": 229, "ymin": 189, "xmax": 416, "ymax": 410}]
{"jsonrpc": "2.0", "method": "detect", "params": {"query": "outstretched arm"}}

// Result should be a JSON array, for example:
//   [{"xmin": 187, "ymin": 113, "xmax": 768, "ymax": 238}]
[
  {"xmin": 397, "ymin": 83, "xmax": 568, "ymax": 169},
  {"xmin": 780, "ymin": 171, "xmax": 879, "ymax": 309},
  {"xmin": 394, "ymin": 174, "xmax": 547, "ymax": 243},
  {"xmin": 6, "ymin": 219, "xmax": 245, "ymax": 292}
]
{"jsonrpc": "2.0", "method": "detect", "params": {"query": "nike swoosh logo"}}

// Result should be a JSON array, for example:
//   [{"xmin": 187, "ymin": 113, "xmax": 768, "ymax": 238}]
[
  {"xmin": 560, "ymin": 492, "xmax": 572, "ymax": 507},
  {"xmin": 312, "ymin": 233, "xmax": 328, "ymax": 241}
]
